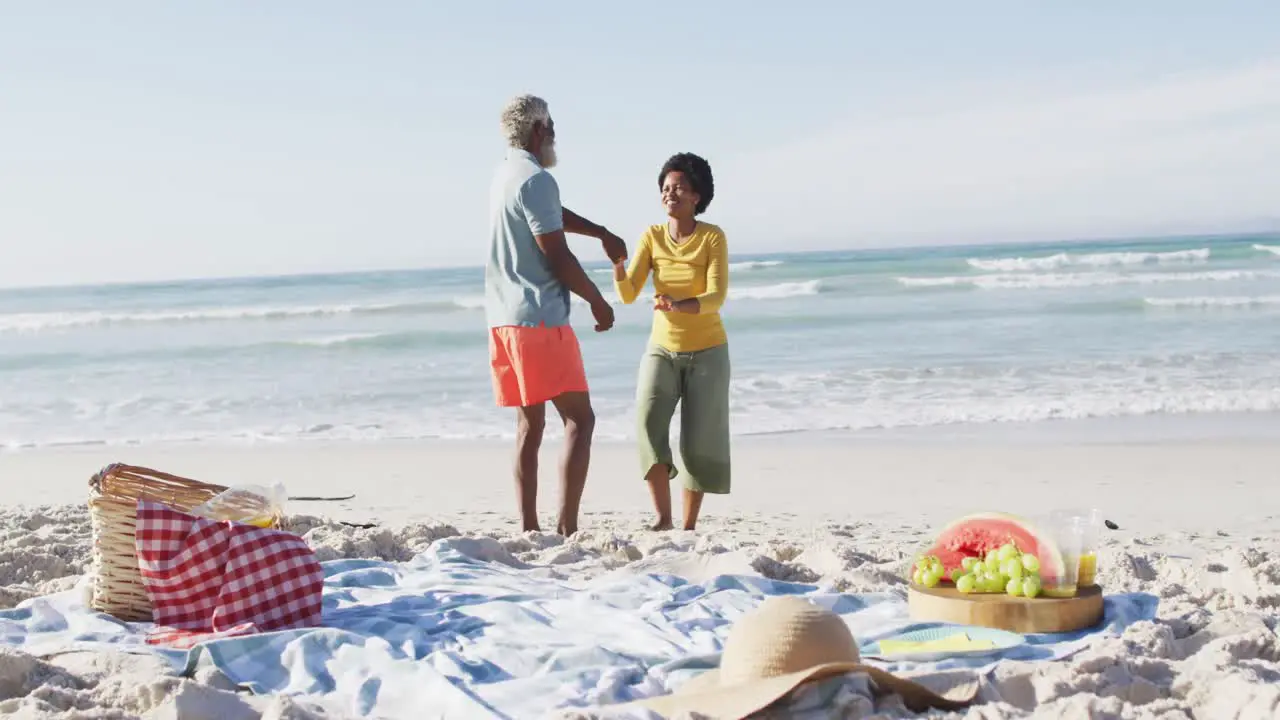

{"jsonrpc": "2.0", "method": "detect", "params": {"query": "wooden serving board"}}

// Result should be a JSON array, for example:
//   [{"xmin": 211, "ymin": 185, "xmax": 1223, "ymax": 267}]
[{"xmin": 908, "ymin": 584, "xmax": 1104, "ymax": 634}]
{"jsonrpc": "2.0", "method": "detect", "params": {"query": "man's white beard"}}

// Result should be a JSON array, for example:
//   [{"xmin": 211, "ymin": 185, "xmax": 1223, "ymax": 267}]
[{"xmin": 538, "ymin": 139, "xmax": 558, "ymax": 169}]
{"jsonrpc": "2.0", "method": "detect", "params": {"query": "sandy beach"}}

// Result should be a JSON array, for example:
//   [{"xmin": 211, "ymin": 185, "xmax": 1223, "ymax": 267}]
[
  {"xmin": 4, "ymin": 434, "xmax": 1279, "ymax": 531},
  {"xmin": 1, "ymin": 436, "xmax": 1277, "ymax": 718},
  {"xmin": 5, "ymin": 4, "xmax": 1279, "ymax": 717}
]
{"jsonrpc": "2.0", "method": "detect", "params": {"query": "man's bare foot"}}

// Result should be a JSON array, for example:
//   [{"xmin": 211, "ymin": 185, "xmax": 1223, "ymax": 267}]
[
  {"xmin": 556, "ymin": 523, "xmax": 577, "ymax": 537},
  {"xmin": 649, "ymin": 518, "xmax": 674, "ymax": 531}
]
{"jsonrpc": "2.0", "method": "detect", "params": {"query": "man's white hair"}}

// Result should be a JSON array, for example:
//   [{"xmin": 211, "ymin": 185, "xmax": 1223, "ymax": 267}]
[{"xmin": 500, "ymin": 94, "xmax": 551, "ymax": 148}]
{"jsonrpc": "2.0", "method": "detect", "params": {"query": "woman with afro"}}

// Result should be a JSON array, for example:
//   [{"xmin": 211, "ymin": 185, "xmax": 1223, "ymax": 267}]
[{"xmin": 613, "ymin": 153, "xmax": 730, "ymax": 531}]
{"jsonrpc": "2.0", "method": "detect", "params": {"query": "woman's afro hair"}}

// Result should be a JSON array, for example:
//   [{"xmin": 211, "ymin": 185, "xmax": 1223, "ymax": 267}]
[{"xmin": 659, "ymin": 153, "xmax": 714, "ymax": 215}]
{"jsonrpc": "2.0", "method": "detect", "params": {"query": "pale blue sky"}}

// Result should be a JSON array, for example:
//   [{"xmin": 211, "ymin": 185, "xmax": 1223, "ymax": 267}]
[{"xmin": 2, "ymin": 2, "xmax": 1278, "ymax": 287}]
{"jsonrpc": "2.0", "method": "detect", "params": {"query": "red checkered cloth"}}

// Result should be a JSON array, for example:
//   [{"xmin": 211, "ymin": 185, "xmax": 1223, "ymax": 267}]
[{"xmin": 134, "ymin": 500, "xmax": 324, "ymax": 648}]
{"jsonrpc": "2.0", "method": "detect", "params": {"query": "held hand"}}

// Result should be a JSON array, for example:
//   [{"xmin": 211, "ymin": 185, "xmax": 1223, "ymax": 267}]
[
  {"xmin": 590, "ymin": 298, "xmax": 615, "ymax": 332},
  {"xmin": 653, "ymin": 294, "xmax": 699, "ymax": 314},
  {"xmin": 601, "ymin": 232, "xmax": 628, "ymax": 265}
]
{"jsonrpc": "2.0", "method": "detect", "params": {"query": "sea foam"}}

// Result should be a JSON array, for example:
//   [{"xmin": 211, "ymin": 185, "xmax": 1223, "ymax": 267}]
[{"xmin": 968, "ymin": 248, "xmax": 1210, "ymax": 272}]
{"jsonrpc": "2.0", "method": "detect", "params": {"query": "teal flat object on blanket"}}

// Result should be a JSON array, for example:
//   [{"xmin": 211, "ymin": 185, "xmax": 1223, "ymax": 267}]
[{"xmin": 861, "ymin": 625, "xmax": 1026, "ymax": 662}]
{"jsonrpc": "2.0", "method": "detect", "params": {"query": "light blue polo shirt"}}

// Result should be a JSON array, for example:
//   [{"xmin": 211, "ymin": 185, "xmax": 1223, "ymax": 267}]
[{"xmin": 484, "ymin": 149, "xmax": 570, "ymax": 329}]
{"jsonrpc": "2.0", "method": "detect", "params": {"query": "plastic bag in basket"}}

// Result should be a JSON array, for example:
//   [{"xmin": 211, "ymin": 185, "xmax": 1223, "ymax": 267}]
[{"xmin": 189, "ymin": 483, "xmax": 286, "ymax": 528}]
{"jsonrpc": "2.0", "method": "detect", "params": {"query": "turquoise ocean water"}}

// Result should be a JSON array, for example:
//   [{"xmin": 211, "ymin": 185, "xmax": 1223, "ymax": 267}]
[{"xmin": 1, "ymin": 234, "xmax": 1278, "ymax": 450}]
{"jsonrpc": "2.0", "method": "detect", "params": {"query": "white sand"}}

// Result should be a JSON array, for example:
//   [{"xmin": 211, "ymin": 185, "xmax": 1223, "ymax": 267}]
[{"xmin": 0, "ymin": 438, "xmax": 1277, "ymax": 719}]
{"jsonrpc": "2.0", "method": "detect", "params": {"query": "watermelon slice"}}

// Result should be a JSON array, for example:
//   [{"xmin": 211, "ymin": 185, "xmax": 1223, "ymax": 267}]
[{"xmin": 915, "ymin": 511, "xmax": 1065, "ymax": 580}]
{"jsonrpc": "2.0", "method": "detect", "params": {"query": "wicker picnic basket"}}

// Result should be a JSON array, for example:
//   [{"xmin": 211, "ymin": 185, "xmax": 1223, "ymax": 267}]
[{"xmin": 87, "ymin": 463, "xmax": 285, "ymax": 621}]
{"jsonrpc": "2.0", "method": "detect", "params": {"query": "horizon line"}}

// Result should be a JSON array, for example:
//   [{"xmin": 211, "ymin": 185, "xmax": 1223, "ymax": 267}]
[{"xmin": 3, "ymin": 227, "xmax": 1277, "ymax": 294}]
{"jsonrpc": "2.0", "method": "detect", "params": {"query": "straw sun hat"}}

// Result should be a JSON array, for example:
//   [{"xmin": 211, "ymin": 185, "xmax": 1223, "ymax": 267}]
[{"xmin": 621, "ymin": 596, "xmax": 978, "ymax": 719}]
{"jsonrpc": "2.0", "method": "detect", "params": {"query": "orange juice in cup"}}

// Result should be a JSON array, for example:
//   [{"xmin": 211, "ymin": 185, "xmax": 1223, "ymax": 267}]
[
  {"xmin": 1073, "ymin": 508, "xmax": 1103, "ymax": 587},
  {"xmin": 1078, "ymin": 552, "xmax": 1098, "ymax": 587}
]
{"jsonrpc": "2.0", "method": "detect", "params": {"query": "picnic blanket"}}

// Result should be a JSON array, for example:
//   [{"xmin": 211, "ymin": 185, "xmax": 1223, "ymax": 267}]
[
  {"xmin": 0, "ymin": 537, "xmax": 1159, "ymax": 719},
  {"xmin": 136, "ymin": 500, "xmax": 324, "ymax": 648}
]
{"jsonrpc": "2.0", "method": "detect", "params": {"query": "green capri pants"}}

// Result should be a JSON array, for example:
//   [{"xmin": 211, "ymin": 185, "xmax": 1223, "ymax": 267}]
[{"xmin": 635, "ymin": 342, "xmax": 731, "ymax": 494}]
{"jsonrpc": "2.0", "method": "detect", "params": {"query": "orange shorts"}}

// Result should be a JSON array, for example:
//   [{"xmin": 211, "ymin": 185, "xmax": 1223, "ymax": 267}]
[{"xmin": 488, "ymin": 324, "xmax": 589, "ymax": 407}]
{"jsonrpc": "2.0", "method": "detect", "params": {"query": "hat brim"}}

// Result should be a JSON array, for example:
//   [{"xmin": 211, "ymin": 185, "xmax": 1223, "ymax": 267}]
[{"xmin": 629, "ymin": 662, "xmax": 975, "ymax": 719}]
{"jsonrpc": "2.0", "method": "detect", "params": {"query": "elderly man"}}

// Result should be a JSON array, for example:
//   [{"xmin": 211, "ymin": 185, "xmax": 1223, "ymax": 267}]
[{"xmin": 485, "ymin": 94, "xmax": 628, "ymax": 536}]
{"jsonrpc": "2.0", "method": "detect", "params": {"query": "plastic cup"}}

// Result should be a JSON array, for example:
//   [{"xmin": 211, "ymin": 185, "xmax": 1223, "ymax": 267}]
[
  {"xmin": 1051, "ymin": 508, "xmax": 1102, "ymax": 587},
  {"xmin": 1075, "ymin": 509, "xmax": 1103, "ymax": 587},
  {"xmin": 1041, "ymin": 513, "xmax": 1084, "ymax": 598}
]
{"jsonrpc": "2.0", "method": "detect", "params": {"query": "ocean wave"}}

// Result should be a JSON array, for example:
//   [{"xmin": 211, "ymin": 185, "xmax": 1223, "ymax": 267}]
[
  {"xmin": 967, "ymin": 248, "xmax": 1210, "ymax": 272},
  {"xmin": 729, "ymin": 386, "xmax": 1280, "ymax": 434},
  {"xmin": 724, "ymin": 354, "xmax": 1280, "ymax": 434},
  {"xmin": 450, "ymin": 296, "xmax": 486, "ymax": 310},
  {"xmin": 0, "ymin": 298, "xmax": 483, "ymax": 333},
  {"xmin": 6, "ymin": 353, "xmax": 1278, "ymax": 449},
  {"xmin": 730, "ymin": 280, "xmax": 824, "ymax": 300},
  {"xmin": 0, "ymin": 277, "xmax": 821, "ymax": 337},
  {"xmin": 1253, "ymin": 244, "xmax": 1280, "ymax": 257},
  {"xmin": 291, "ymin": 333, "xmax": 386, "ymax": 347},
  {"xmin": 1144, "ymin": 295, "xmax": 1280, "ymax": 309},
  {"xmin": 729, "ymin": 260, "xmax": 784, "ymax": 271},
  {"xmin": 0, "ymin": 329, "xmax": 487, "ymax": 371},
  {"xmin": 898, "ymin": 269, "xmax": 1279, "ymax": 290}
]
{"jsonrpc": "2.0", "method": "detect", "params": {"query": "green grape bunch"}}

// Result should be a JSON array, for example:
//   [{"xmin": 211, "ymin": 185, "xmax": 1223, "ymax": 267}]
[
  {"xmin": 911, "ymin": 554, "xmax": 945, "ymax": 588},
  {"xmin": 946, "ymin": 543, "xmax": 1045, "ymax": 598}
]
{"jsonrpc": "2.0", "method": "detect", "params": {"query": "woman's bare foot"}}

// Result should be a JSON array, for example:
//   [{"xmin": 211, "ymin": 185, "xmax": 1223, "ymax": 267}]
[
  {"xmin": 681, "ymin": 488, "xmax": 704, "ymax": 532},
  {"xmin": 649, "ymin": 517, "xmax": 674, "ymax": 531},
  {"xmin": 645, "ymin": 464, "xmax": 674, "ymax": 532}
]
